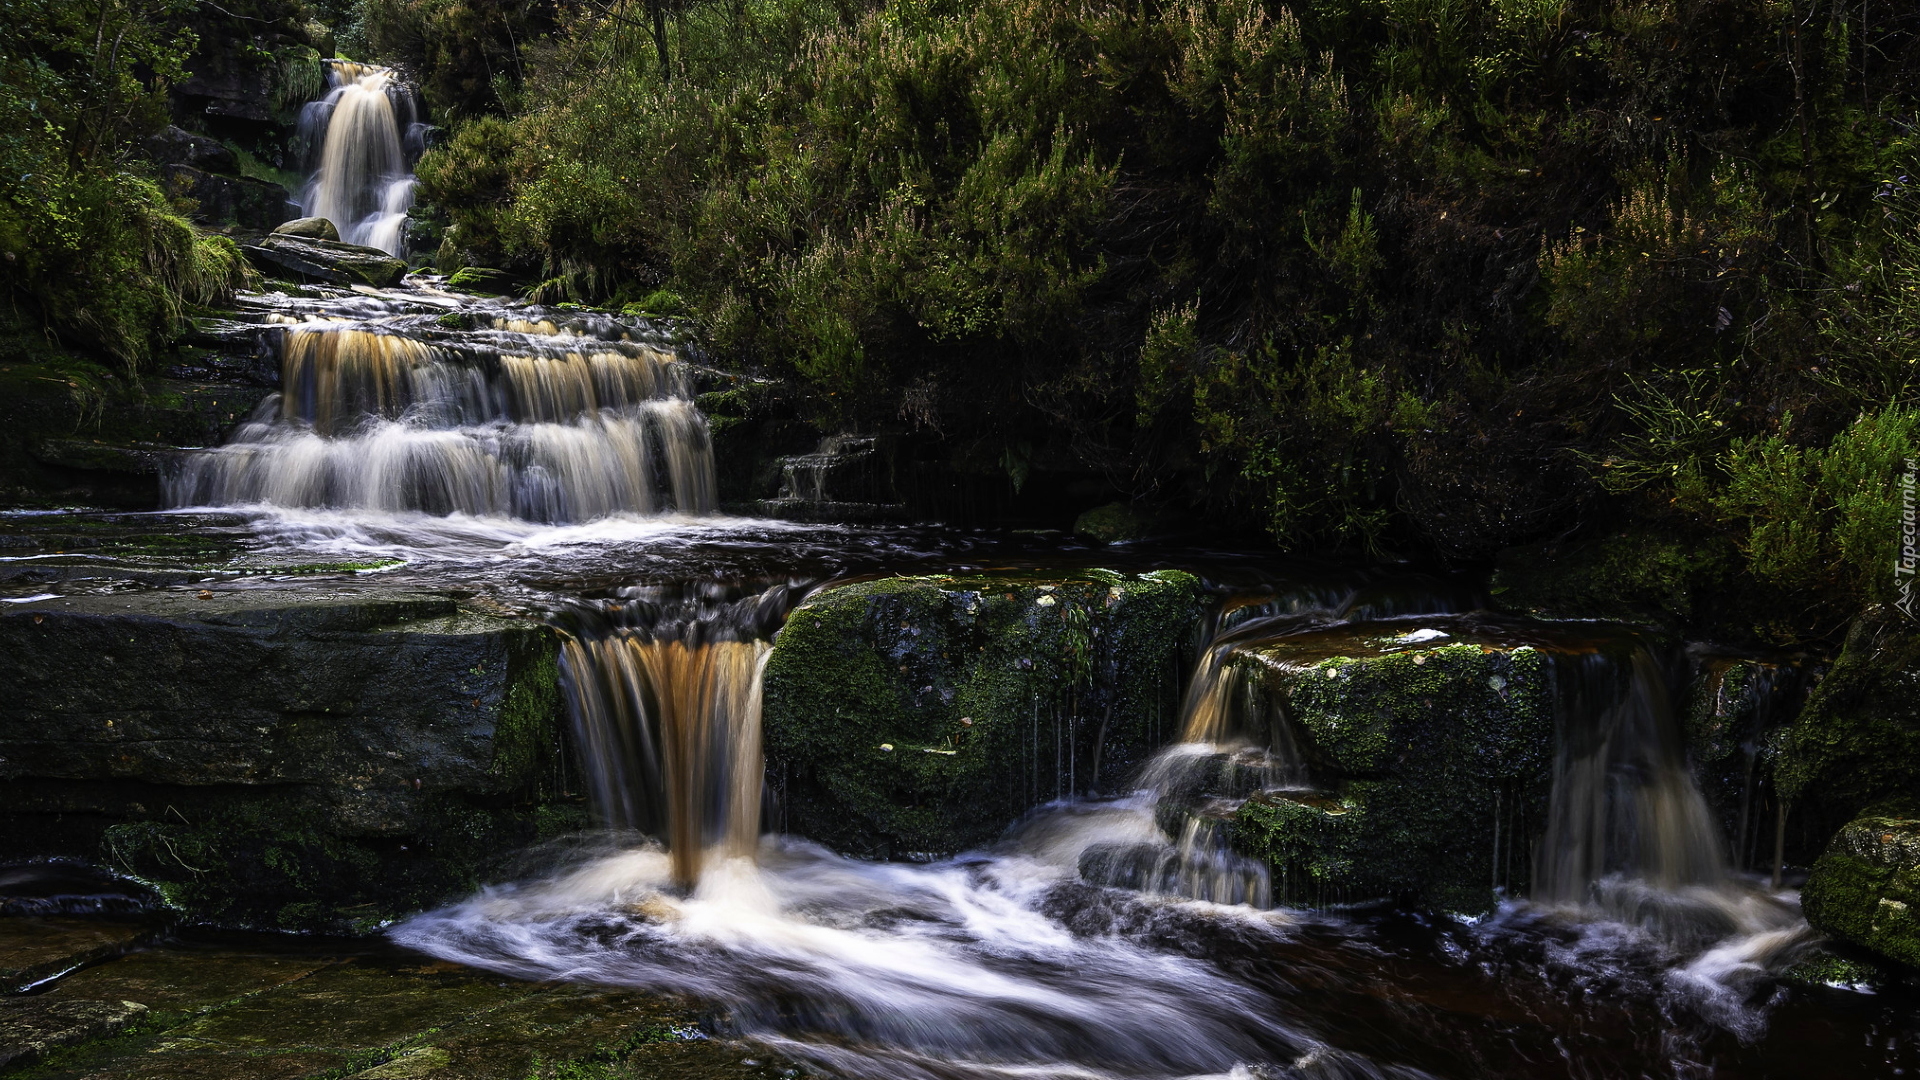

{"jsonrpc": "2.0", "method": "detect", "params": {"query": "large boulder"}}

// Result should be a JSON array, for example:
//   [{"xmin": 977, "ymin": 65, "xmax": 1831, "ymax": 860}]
[
  {"xmin": 1229, "ymin": 617, "xmax": 1565, "ymax": 912},
  {"xmin": 144, "ymin": 126, "xmax": 238, "ymax": 173},
  {"xmin": 273, "ymin": 216, "xmax": 339, "ymax": 241},
  {"xmin": 1775, "ymin": 611, "xmax": 1920, "ymax": 833},
  {"xmin": 244, "ymin": 234, "xmax": 408, "ymax": 287},
  {"xmin": 762, "ymin": 570, "xmax": 1210, "ymax": 859},
  {"xmin": 0, "ymin": 585, "xmax": 576, "ymax": 931},
  {"xmin": 1802, "ymin": 811, "xmax": 1920, "ymax": 968}
]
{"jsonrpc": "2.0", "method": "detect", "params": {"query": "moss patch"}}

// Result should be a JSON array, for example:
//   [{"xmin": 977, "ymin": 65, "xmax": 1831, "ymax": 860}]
[
  {"xmin": 1230, "ymin": 621, "xmax": 1561, "ymax": 912},
  {"xmin": 762, "ymin": 570, "xmax": 1208, "ymax": 858},
  {"xmin": 1775, "ymin": 612, "xmax": 1920, "ymax": 822},
  {"xmin": 1803, "ymin": 811, "xmax": 1920, "ymax": 970}
]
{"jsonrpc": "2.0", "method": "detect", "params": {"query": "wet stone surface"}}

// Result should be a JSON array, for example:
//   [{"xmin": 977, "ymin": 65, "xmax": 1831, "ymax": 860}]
[{"xmin": 0, "ymin": 925, "xmax": 806, "ymax": 1079}]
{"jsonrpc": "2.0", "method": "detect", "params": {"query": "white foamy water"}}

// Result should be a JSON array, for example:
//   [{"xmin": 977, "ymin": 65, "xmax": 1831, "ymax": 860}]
[{"xmin": 394, "ymin": 806, "xmax": 1445, "ymax": 1080}]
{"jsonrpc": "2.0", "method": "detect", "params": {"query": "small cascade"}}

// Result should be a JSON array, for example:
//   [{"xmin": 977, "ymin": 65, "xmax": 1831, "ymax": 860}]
[
  {"xmin": 757, "ymin": 435, "xmax": 908, "ymax": 522},
  {"xmin": 295, "ymin": 61, "xmax": 426, "ymax": 254},
  {"xmin": 555, "ymin": 581, "xmax": 801, "ymax": 887},
  {"xmin": 169, "ymin": 302, "xmax": 718, "ymax": 521},
  {"xmin": 1533, "ymin": 647, "xmax": 1730, "ymax": 902},
  {"xmin": 1079, "ymin": 612, "xmax": 1329, "ymax": 908}
]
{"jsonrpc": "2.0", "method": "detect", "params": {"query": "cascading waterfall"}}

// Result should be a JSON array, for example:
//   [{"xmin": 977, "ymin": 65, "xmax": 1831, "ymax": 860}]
[
  {"xmin": 168, "ymin": 314, "xmax": 718, "ymax": 520},
  {"xmin": 295, "ymin": 61, "xmax": 425, "ymax": 254},
  {"xmin": 1532, "ymin": 647, "xmax": 1730, "ymax": 903}
]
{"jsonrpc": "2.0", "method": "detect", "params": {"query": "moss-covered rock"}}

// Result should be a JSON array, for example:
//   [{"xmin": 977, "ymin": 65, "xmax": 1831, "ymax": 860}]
[
  {"xmin": 1802, "ymin": 811, "xmax": 1920, "ymax": 969},
  {"xmin": 1072, "ymin": 502, "xmax": 1156, "ymax": 544},
  {"xmin": 1, "ymin": 937, "xmax": 793, "ymax": 1080},
  {"xmin": 1775, "ymin": 611, "xmax": 1920, "ymax": 823},
  {"xmin": 1229, "ymin": 618, "xmax": 1568, "ymax": 912},
  {"xmin": 762, "ymin": 570, "xmax": 1209, "ymax": 858},
  {"xmin": 0, "ymin": 585, "xmax": 579, "ymax": 931},
  {"xmin": 244, "ymin": 235, "xmax": 408, "ymax": 288}
]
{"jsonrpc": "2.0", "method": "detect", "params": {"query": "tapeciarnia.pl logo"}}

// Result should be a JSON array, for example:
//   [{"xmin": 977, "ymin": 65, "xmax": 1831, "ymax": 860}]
[{"xmin": 1899, "ymin": 458, "xmax": 1918, "ymax": 620}]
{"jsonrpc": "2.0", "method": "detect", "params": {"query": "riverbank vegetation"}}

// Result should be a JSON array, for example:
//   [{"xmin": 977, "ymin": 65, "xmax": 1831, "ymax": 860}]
[
  {"xmin": 6, "ymin": 0, "xmax": 1917, "ymax": 644},
  {"xmin": 0, "ymin": 0, "xmax": 255, "ymax": 370},
  {"xmin": 371, "ymin": 0, "xmax": 1920, "ymax": 638}
]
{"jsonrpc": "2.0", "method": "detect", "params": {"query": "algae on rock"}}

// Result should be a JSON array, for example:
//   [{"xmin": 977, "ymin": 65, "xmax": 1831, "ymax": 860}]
[
  {"xmin": 1229, "ymin": 619, "xmax": 1559, "ymax": 913},
  {"xmin": 761, "ymin": 570, "xmax": 1209, "ymax": 859},
  {"xmin": 1802, "ymin": 811, "xmax": 1920, "ymax": 969}
]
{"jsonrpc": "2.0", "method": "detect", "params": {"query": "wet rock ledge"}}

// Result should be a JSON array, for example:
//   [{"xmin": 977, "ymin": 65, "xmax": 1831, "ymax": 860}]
[
  {"xmin": 0, "ymin": 586, "xmax": 581, "ymax": 932},
  {"xmin": 0, "ymin": 906, "xmax": 796, "ymax": 1079}
]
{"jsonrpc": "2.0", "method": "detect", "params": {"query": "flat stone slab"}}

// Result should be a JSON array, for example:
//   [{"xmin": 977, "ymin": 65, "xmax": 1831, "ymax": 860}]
[
  {"xmin": 0, "ymin": 917, "xmax": 150, "ymax": 992},
  {"xmin": 0, "ymin": 998, "xmax": 148, "ymax": 1070},
  {"xmin": 244, "ymin": 235, "xmax": 407, "ymax": 288},
  {"xmin": 0, "ymin": 582, "xmax": 572, "ymax": 931},
  {"xmin": 16, "ymin": 944, "xmax": 795, "ymax": 1080}
]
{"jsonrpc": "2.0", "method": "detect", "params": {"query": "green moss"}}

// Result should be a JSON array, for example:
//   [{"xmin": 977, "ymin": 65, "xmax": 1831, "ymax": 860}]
[
  {"xmin": 1780, "ymin": 948, "xmax": 1899, "ymax": 992},
  {"xmin": 446, "ymin": 266, "xmax": 516, "ymax": 295},
  {"xmin": 763, "ymin": 570, "xmax": 1208, "ymax": 858},
  {"xmin": 491, "ymin": 631, "xmax": 564, "ymax": 789},
  {"xmin": 1230, "ymin": 630, "xmax": 1557, "ymax": 912},
  {"xmin": 1775, "ymin": 612, "xmax": 1920, "ymax": 816},
  {"xmin": 1072, "ymin": 502, "xmax": 1155, "ymax": 544},
  {"xmin": 1802, "ymin": 812, "xmax": 1920, "ymax": 969}
]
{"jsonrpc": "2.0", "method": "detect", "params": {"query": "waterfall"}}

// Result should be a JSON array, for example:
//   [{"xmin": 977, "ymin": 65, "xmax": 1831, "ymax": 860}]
[
  {"xmin": 168, "ymin": 301, "xmax": 718, "ymax": 521},
  {"xmin": 295, "ymin": 61, "xmax": 424, "ymax": 254},
  {"xmin": 562, "ymin": 634, "xmax": 769, "ymax": 888},
  {"xmin": 554, "ymin": 581, "xmax": 800, "ymax": 888},
  {"xmin": 1533, "ymin": 648, "xmax": 1729, "ymax": 902}
]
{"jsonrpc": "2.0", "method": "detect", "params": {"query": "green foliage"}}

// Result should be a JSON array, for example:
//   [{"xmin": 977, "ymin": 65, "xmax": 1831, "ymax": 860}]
[
  {"xmin": 0, "ymin": 0, "xmax": 258, "ymax": 370},
  {"xmin": 355, "ymin": 0, "xmax": 559, "ymax": 118},
  {"xmin": 407, "ymin": 0, "xmax": 1920, "ymax": 604},
  {"xmin": 1709, "ymin": 408, "xmax": 1918, "ymax": 609}
]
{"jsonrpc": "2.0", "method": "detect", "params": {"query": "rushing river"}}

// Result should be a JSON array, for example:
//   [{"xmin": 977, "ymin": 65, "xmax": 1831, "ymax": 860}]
[{"xmin": 0, "ymin": 273, "xmax": 1862, "ymax": 1078}]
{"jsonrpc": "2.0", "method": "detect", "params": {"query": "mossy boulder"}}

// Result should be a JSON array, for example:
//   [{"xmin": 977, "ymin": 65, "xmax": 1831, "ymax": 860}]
[
  {"xmin": 1802, "ymin": 811, "xmax": 1920, "ymax": 969},
  {"xmin": 1229, "ymin": 618, "xmax": 1564, "ymax": 913},
  {"xmin": 1072, "ymin": 502, "xmax": 1157, "ymax": 544},
  {"xmin": 762, "ymin": 570, "xmax": 1209, "ymax": 859},
  {"xmin": 1775, "ymin": 611, "xmax": 1920, "ymax": 824},
  {"xmin": 272, "ymin": 216, "xmax": 339, "ymax": 241},
  {"xmin": 0, "ymin": 585, "xmax": 578, "ymax": 931}
]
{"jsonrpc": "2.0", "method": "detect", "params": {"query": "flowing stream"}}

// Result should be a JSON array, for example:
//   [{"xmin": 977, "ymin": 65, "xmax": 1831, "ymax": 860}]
[{"xmin": 134, "ymin": 279, "xmax": 1890, "ymax": 1078}]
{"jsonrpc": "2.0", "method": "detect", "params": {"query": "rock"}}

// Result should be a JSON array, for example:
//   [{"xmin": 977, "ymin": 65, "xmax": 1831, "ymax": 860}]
[
  {"xmin": 444, "ymin": 265, "xmax": 518, "ymax": 295},
  {"xmin": 244, "ymin": 234, "xmax": 408, "ymax": 288},
  {"xmin": 1073, "ymin": 502, "xmax": 1158, "ymax": 544},
  {"xmin": 31, "ymin": 438, "xmax": 172, "ymax": 476},
  {"xmin": 0, "ymin": 917, "xmax": 150, "ymax": 993},
  {"xmin": 159, "ymin": 165, "xmax": 290, "ymax": 230},
  {"xmin": 1802, "ymin": 811, "xmax": 1920, "ymax": 968},
  {"xmin": 0, "ymin": 998, "xmax": 147, "ymax": 1069},
  {"xmin": 0, "ymin": 585, "xmax": 575, "ymax": 931},
  {"xmin": 1682, "ymin": 650, "xmax": 1815, "ymax": 872},
  {"xmin": 274, "ymin": 216, "xmax": 340, "ymax": 241},
  {"xmin": 144, "ymin": 126, "xmax": 238, "ymax": 173},
  {"xmin": 8, "ymin": 940, "xmax": 783, "ymax": 1080},
  {"xmin": 1229, "ymin": 616, "xmax": 1565, "ymax": 912},
  {"xmin": 762, "ymin": 570, "xmax": 1210, "ymax": 859},
  {"xmin": 1776, "ymin": 612, "xmax": 1920, "ymax": 826}
]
